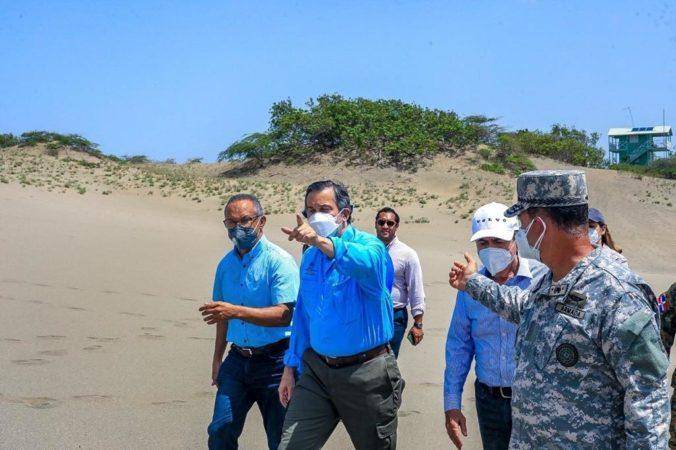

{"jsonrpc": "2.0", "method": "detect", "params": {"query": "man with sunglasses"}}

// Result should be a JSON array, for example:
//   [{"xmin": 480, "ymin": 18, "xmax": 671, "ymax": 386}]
[
  {"xmin": 199, "ymin": 194, "xmax": 299, "ymax": 450},
  {"xmin": 449, "ymin": 170, "xmax": 669, "ymax": 448},
  {"xmin": 375, "ymin": 207, "xmax": 426, "ymax": 358},
  {"xmin": 277, "ymin": 180, "xmax": 402, "ymax": 450}
]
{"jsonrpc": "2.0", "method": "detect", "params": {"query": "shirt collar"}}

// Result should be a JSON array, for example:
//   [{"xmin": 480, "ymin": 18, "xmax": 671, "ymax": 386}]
[
  {"xmin": 386, "ymin": 236, "xmax": 399, "ymax": 249},
  {"xmin": 551, "ymin": 246, "xmax": 601, "ymax": 286},
  {"xmin": 338, "ymin": 225, "xmax": 356, "ymax": 242}
]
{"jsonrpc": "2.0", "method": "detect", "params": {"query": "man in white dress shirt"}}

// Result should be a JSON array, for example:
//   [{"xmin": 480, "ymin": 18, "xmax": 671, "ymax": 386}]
[{"xmin": 375, "ymin": 207, "xmax": 426, "ymax": 358}]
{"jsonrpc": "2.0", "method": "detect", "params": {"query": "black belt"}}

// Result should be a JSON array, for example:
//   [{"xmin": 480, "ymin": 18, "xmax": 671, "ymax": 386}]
[
  {"xmin": 478, "ymin": 381, "xmax": 512, "ymax": 399},
  {"xmin": 315, "ymin": 344, "xmax": 390, "ymax": 369},
  {"xmin": 231, "ymin": 338, "xmax": 289, "ymax": 358},
  {"xmin": 393, "ymin": 306, "xmax": 407, "ymax": 312}
]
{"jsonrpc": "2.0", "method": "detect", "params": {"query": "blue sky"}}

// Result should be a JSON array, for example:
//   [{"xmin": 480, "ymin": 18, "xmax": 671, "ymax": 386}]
[{"xmin": 1, "ymin": 0, "xmax": 674, "ymax": 162}]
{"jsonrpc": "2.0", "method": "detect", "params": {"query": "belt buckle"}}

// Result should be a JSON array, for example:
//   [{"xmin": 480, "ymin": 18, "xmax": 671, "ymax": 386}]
[
  {"xmin": 241, "ymin": 347, "xmax": 253, "ymax": 357},
  {"xmin": 499, "ymin": 386, "xmax": 511, "ymax": 399}
]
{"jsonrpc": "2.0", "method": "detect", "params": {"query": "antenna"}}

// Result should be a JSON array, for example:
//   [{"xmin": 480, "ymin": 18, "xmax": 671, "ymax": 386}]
[{"xmin": 623, "ymin": 107, "xmax": 635, "ymax": 127}]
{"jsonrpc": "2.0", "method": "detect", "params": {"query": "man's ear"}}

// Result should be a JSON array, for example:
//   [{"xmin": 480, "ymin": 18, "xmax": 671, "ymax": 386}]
[{"xmin": 259, "ymin": 215, "xmax": 267, "ymax": 229}]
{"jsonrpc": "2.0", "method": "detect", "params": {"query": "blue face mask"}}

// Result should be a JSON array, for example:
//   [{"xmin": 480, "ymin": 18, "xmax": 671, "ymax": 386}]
[{"xmin": 228, "ymin": 220, "xmax": 261, "ymax": 252}]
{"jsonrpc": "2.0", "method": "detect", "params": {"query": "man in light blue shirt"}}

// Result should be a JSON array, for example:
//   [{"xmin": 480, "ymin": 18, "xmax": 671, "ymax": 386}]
[
  {"xmin": 199, "ymin": 194, "xmax": 299, "ymax": 450},
  {"xmin": 444, "ymin": 202, "xmax": 546, "ymax": 450},
  {"xmin": 276, "ymin": 180, "xmax": 402, "ymax": 450}
]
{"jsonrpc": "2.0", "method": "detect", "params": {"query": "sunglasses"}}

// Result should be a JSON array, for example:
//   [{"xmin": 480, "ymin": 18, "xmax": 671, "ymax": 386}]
[{"xmin": 377, "ymin": 219, "xmax": 397, "ymax": 227}]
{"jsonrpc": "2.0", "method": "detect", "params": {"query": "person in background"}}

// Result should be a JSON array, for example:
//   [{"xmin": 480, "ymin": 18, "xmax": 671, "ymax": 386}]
[
  {"xmin": 199, "ymin": 194, "xmax": 299, "ymax": 450},
  {"xmin": 375, "ymin": 207, "xmax": 426, "ymax": 358},
  {"xmin": 277, "ymin": 180, "xmax": 402, "ymax": 449},
  {"xmin": 658, "ymin": 282, "xmax": 676, "ymax": 449},
  {"xmin": 588, "ymin": 207, "xmax": 628, "ymax": 267},
  {"xmin": 444, "ymin": 202, "xmax": 546, "ymax": 450}
]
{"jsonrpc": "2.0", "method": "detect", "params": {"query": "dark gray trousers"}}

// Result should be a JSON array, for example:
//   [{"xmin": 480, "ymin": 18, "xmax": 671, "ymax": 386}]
[{"xmin": 278, "ymin": 348, "xmax": 405, "ymax": 450}]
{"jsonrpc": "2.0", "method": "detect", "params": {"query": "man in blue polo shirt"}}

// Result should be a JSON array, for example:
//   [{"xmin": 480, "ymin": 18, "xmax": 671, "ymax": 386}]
[
  {"xmin": 276, "ymin": 180, "xmax": 401, "ymax": 450},
  {"xmin": 199, "ymin": 194, "xmax": 299, "ymax": 450}
]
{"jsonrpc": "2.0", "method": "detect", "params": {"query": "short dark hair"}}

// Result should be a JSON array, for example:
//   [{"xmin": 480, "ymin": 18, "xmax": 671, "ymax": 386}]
[
  {"xmin": 530, "ymin": 204, "xmax": 588, "ymax": 233},
  {"xmin": 304, "ymin": 180, "xmax": 353, "ymax": 223},
  {"xmin": 376, "ymin": 207, "xmax": 400, "ymax": 224},
  {"xmin": 225, "ymin": 193, "xmax": 264, "ymax": 216}
]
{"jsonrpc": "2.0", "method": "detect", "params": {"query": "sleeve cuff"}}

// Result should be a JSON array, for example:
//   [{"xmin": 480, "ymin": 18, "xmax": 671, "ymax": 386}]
[
  {"xmin": 465, "ymin": 273, "xmax": 491, "ymax": 299},
  {"xmin": 283, "ymin": 350, "xmax": 300, "ymax": 368},
  {"xmin": 444, "ymin": 394, "xmax": 462, "ymax": 411},
  {"xmin": 411, "ymin": 304, "xmax": 426, "ymax": 317},
  {"xmin": 329, "ymin": 235, "xmax": 347, "ymax": 261}
]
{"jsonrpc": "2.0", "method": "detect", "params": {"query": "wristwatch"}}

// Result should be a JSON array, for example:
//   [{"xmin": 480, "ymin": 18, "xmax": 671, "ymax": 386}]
[{"xmin": 413, "ymin": 322, "xmax": 423, "ymax": 330}]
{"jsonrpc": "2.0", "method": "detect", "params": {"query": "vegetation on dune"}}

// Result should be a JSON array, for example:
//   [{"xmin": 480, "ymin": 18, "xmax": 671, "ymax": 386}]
[
  {"xmin": 610, "ymin": 156, "xmax": 676, "ymax": 180},
  {"xmin": 0, "ymin": 131, "xmax": 102, "ymax": 157},
  {"xmin": 219, "ymin": 94, "xmax": 499, "ymax": 171},
  {"xmin": 220, "ymin": 95, "xmax": 613, "ymax": 177}
]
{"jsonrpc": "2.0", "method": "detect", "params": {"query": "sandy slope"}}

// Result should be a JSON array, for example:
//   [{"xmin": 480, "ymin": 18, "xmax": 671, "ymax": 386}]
[{"xmin": 1, "ymin": 155, "xmax": 674, "ymax": 449}]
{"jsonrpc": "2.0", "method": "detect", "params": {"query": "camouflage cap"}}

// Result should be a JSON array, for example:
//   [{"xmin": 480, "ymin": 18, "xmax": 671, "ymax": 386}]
[{"xmin": 505, "ymin": 170, "xmax": 588, "ymax": 218}]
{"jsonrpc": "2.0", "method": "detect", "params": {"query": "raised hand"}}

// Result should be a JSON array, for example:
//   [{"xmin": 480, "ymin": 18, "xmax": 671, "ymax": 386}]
[
  {"xmin": 281, "ymin": 213, "xmax": 320, "ymax": 246},
  {"xmin": 448, "ymin": 252, "xmax": 478, "ymax": 292}
]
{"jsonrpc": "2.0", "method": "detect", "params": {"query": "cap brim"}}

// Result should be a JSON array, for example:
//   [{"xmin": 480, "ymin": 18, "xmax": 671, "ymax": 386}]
[
  {"xmin": 470, "ymin": 228, "xmax": 515, "ymax": 242},
  {"xmin": 504, "ymin": 202, "xmax": 527, "ymax": 218}
]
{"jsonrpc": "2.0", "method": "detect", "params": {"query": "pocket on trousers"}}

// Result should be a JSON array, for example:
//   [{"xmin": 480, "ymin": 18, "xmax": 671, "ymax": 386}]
[
  {"xmin": 376, "ymin": 416, "xmax": 398, "ymax": 439},
  {"xmin": 385, "ymin": 355, "xmax": 405, "ymax": 410}
]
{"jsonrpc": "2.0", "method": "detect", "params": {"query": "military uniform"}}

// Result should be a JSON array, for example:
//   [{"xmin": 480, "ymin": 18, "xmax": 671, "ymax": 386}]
[
  {"xmin": 658, "ymin": 283, "xmax": 676, "ymax": 449},
  {"xmin": 462, "ymin": 170, "xmax": 670, "ymax": 449}
]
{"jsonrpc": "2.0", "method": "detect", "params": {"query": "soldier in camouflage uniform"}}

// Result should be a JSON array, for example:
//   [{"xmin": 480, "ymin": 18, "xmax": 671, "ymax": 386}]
[
  {"xmin": 659, "ymin": 283, "xmax": 676, "ymax": 449},
  {"xmin": 449, "ymin": 170, "xmax": 669, "ymax": 449}
]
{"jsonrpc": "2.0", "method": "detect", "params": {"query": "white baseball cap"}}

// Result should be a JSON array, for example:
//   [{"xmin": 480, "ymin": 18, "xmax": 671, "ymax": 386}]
[{"xmin": 470, "ymin": 202, "xmax": 519, "ymax": 242}]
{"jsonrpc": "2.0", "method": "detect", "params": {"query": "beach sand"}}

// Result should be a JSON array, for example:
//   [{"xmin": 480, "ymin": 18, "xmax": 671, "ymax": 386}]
[{"xmin": 1, "ymin": 159, "xmax": 675, "ymax": 449}]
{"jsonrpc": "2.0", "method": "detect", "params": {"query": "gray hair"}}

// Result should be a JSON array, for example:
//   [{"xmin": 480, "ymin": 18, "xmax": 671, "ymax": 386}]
[
  {"xmin": 304, "ymin": 180, "xmax": 353, "ymax": 223},
  {"xmin": 225, "ymin": 193, "xmax": 265, "ymax": 216}
]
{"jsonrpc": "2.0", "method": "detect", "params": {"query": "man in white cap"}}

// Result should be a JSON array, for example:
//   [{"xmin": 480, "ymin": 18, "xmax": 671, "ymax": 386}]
[{"xmin": 443, "ymin": 202, "xmax": 546, "ymax": 450}]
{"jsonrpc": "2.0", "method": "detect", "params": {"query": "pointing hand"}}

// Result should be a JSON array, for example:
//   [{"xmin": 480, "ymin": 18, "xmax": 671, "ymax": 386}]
[{"xmin": 281, "ymin": 213, "xmax": 320, "ymax": 246}]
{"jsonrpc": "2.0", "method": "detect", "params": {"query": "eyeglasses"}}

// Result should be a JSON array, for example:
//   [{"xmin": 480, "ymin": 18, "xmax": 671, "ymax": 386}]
[
  {"xmin": 223, "ymin": 215, "xmax": 260, "ymax": 229},
  {"xmin": 377, "ymin": 219, "xmax": 397, "ymax": 227}
]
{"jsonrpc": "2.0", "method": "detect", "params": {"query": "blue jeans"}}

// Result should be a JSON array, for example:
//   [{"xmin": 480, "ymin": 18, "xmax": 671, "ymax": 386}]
[
  {"xmin": 389, "ymin": 308, "xmax": 408, "ymax": 358},
  {"xmin": 208, "ymin": 346, "xmax": 287, "ymax": 450},
  {"xmin": 474, "ymin": 380, "xmax": 512, "ymax": 450}
]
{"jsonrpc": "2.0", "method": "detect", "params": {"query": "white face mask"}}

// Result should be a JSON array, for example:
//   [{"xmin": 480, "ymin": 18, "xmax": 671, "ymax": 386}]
[
  {"xmin": 588, "ymin": 228, "xmax": 601, "ymax": 246},
  {"xmin": 515, "ymin": 217, "xmax": 546, "ymax": 262},
  {"xmin": 478, "ymin": 247, "xmax": 514, "ymax": 276},
  {"xmin": 308, "ymin": 210, "xmax": 345, "ymax": 237}
]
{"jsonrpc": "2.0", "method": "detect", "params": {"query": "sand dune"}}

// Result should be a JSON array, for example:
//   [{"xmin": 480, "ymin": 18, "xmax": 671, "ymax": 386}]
[{"xmin": 1, "ymin": 151, "xmax": 674, "ymax": 449}]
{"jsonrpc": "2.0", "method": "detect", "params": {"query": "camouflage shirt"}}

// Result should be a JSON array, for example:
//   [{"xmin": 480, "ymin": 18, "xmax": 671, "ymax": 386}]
[{"xmin": 465, "ymin": 246, "xmax": 669, "ymax": 449}]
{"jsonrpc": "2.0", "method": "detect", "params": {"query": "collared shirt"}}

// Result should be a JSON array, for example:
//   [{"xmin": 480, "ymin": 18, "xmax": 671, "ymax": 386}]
[
  {"xmin": 464, "ymin": 247, "xmax": 669, "ymax": 448},
  {"xmin": 284, "ymin": 225, "xmax": 394, "ymax": 367},
  {"xmin": 443, "ymin": 257, "xmax": 546, "ymax": 411},
  {"xmin": 387, "ymin": 237, "xmax": 426, "ymax": 317},
  {"xmin": 212, "ymin": 236, "xmax": 299, "ymax": 348}
]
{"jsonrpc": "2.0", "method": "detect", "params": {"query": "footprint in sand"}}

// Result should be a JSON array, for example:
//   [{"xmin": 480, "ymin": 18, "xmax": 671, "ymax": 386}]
[
  {"xmin": 65, "ymin": 286, "xmax": 82, "ymax": 291},
  {"xmin": 37, "ymin": 335, "xmax": 66, "ymax": 340},
  {"xmin": 193, "ymin": 391, "xmax": 213, "ymax": 399},
  {"xmin": 33, "ymin": 282, "xmax": 52, "ymax": 287},
  {"xmin": 151, "ymin": 399, "xmax": 187, "ymax": 406},
  {"xmin": 12, "ymin": 358, "xmax": 50, "ymax": 366},
  {"xmin": 179, "ymin": 297, "xmax": 198, "ymax": 302},
  {"xmin": 101, "ymin": 289, "xmax": 120, "ymax": 295},
  {"xmin": 6, "ymin": 396, "xmax": 62, "ymax": 409},
  {"xmin": 83, "ymin": 345, "xmax": 103, "ymax": 351},
  {"xmin": 172, "ymin": 321, "xmax": 188, "ymax": 328},
  {"xmin": 119, "ymin": 311, "xmax": 146, "ymax": 317},
  {"xmin": 139, "ymin": 292, "xmax": 157, "ymax": 298},
  {"xmin": 87, "ymin": 336, "xmax": 120, "ymax": 342},
  {"xmin": 28, "ymin": 299, "xmax": 46, "ymax": 305},
  {"xmin": 71, "ymin": 394, "xmax": 112, "ymax": 402},
  {"xmin": 417, "ymin": 382, "xmax": 442, "ymax": 388},
  {"xmin": 66, "ymin": 306, "xmax": 87, "ymax": 311},
  {"xmin": 2, "ymin": 338, "xmax": 23, "ymax": 343},
  {"xmin": 399, "ymin": 410, "xmax": 421, "ymax": 417},
  {"xmin": 187, "ymin": 336, "xmax": 212, "ymax": 341},
  {"xmin": 139, "ymin": 333, "xmax": 164, "ymax": 340},
  {"xmin": 38, "ymin": 349, "xmax": 67, "ymax": 357},
  {"xmin": 141, "ymin": 326, "xmax": 157, "ymax": 331}
]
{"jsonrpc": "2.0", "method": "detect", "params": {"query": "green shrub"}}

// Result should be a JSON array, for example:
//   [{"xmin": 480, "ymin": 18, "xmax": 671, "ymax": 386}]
[
  {"xmin": 220, "ymin": 95, "xmax": 498, "ymax": 170},
  {"xmin": 186, "ymin": 157, "xmax": 203, "ymax": 164},
  {"xmin": 0, "ymin": 133, "xmax": 20, "ymax": 148},
  {"xmin": 480, "ymin": 162, "xmax": 506, "ymax": 174},
  {"xmin": 122, "ymin": 155, "xmax": 150, "ymax": 164},
  {"xmin": 610, "ymin": 156, "xmax": 676, "ymax": 180}
]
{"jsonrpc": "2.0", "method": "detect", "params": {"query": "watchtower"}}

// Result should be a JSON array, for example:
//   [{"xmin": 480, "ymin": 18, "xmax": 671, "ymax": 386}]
[{"xmin": 608, "ymin": 126, "xmax": 672, "ymax": 165}]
